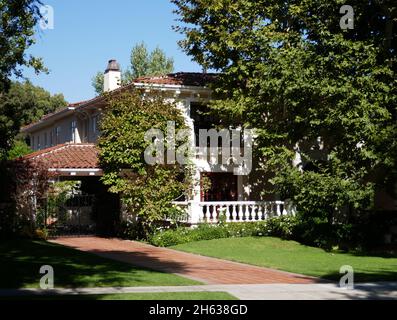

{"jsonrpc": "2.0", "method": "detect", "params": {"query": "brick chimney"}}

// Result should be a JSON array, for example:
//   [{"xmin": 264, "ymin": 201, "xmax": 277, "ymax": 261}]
[{"xmin": 103, "ymin": 59, "xmax": 121, "ymax": 92}]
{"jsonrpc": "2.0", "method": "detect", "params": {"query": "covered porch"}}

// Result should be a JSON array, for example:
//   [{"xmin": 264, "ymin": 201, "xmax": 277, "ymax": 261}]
[{"xmin": 172, "ymin": 172, "xmax": 295, "ymax": 224}]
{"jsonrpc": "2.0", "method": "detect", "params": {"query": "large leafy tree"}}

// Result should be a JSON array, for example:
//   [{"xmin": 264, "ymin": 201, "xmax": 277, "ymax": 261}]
[
  {"xmin": 173, "ymin": 0, "xmax": 397, "ymax": 246},
  {"xmin": 124, "ymin": 42, "xmax": 150, "ymax": 80},
  {"xmin": 92, "ymin": 42, "xmax": 174, "ymax": 95},
  {"xmin": 99, "ymin": 90, "xmax": 191, "ymax": 236},
  {"xmin": 10, "ymin": 80, "xmax": 66, "ymax": 125},
  {"xmin": 0, "ymin": 0, "xmax": 46, "ymax": 91},
  {"xmin": 0, "ymin": 0, "xmax": 47, "ymax": 159},
  {"xmin": 124, "ymin": 42, "xmax": 174, "ymax": 81},
  {"xmin": 0, "ymin": 81, "xmax": 67, "ymax": 159}
]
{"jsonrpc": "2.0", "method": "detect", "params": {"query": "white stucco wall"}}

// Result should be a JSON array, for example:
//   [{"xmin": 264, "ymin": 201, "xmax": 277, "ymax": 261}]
[{"xmin": 28, "ymin": 112, "xmax": 102, "ymax": 151}]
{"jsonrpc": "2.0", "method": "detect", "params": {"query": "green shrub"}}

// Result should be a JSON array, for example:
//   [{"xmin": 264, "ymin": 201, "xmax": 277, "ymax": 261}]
[
  {"xmin": 191, "ymin": 223, "xmax": 229, "ymax": 241},
  {"xmin": 149, "ymin": 223, "xmax": 228, "ymax": 247},
  {"xmin": 149, "ymin": 228, "xmax": 191, "ymax": 247},
  {"xmin": 149, "ymin": 216, "xmax": 299, "ymax": 247},
  {"xmin": 130, "ymin": 209, "xmax": 394, "ymax": 252},
  {"xmin": 292, "ymin": 214, "xmax": 335, "ymax": 250}
]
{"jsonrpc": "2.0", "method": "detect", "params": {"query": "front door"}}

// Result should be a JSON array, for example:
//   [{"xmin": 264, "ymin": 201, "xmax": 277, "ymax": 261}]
[{"xmin": 201, "ymin": 173, "xmax": 238, "ymax": 201}]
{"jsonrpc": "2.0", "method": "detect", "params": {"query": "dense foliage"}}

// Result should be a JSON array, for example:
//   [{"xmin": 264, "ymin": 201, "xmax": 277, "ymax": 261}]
[
  {"xmin": 0, "ymin": 158, "xmax": 52, "ymax": 238},
  {"xmin": 149, "ymin": 216, "xmax": 298, "ymax": 247},
  {"xmin": 99, "ymin": 90, "xmax": 192, "ymax": 236},
  {"xmin": 0, "ymin": 81, "xmax": 67, "ymax": 160},
  {"xmin": 0, "ymin": 1, "xmax": 57, "ymax": 238},
  {"xmin": 173, "ymin": 0, "xmax": 397, "ymax": 246},
  {"xmin": 0, "ymin": 0, "xmax": 49, "ymax": 158},
  {"xmin": 149, "ymin": 212, "xmax": 395, "ymax": 250},
  {"xmin": 124, "ymin": 42, "xmax": 174, "ymax": 81},
  {"xmin": 0, "ymin": 0, "xmax": 46, "ymax": 92},
  {"xmin": 6, "ymin": 139, "xmax": 31, "ymax": 160}
]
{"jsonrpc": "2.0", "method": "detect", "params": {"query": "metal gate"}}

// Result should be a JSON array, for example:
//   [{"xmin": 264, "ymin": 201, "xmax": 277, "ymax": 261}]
[{"xmin": 40, "ymin": 194, "xmax": 97, "ymax": 236}]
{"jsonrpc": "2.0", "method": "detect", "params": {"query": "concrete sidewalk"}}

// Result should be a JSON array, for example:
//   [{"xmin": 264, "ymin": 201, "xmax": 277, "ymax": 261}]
[{"xmin": 1, "ymin": 282, "xmax": 397, "ymax": 300}]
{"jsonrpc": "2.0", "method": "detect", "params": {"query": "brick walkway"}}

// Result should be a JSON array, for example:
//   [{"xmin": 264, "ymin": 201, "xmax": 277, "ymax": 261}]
[{"xmin": 51, "ymin": 237, "xmax": 320, "ymax": 285}]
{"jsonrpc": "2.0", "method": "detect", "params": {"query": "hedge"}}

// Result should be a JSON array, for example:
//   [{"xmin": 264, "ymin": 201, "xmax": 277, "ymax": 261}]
[{"xmin": 149, "ymin": 216, "xmax": 298, "ymax": 247}]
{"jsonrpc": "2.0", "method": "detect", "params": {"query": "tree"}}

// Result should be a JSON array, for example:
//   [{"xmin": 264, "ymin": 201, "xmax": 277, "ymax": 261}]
[
  {"xmin": 7, "ymin": 140, "xmax": 31, "ymax": 160},
  {"xmin": 173, "ymin": 0, "xmax": 397, "ymax": 247},
  {"xmin": 99, "ymin": 90, "xmax": 192, "ymax": 237},
  {"xmin": 0, "ymin": 157, "xmax": 52, "ymax": 238},
  {"xmin": 124, "ymin": 42, "xmax": 149, "ymax": 80},
  {"xmin": 0, "ymin": 81, "xmax": 67, "ymax": 159},
  {"xmin": 0, "ymin": 0, "xmax": 46, "ymax": 92},
  {"xmin": 91, "ymin": 71, "xmax": 104, "ymax": 96},
  {"xmin": 124, "ymin": 42, "xmax": 174, "ymax": 82},
  {"xmin": 148, "ymin": 47, "xmax": 174, "ymax": 77},
  {"xmin": 92, "ymin": 42, "xmax": 174, "ymax": 95},
  {"xmin": 0, "ymin": 0, "xmax": 47, "ymax": 159},
  {"xmin": 14, "ymin": 81, "xmax": 66, "ymax": 125}
]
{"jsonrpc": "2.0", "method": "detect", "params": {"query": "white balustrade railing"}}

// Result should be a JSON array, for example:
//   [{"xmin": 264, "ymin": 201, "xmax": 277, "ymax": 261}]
[{"xmin": 170, "ymin": 200, "xmax": 295, "ymax": 224}]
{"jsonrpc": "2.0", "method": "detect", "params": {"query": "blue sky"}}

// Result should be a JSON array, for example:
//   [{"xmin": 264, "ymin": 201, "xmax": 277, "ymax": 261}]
[{"xmin": 23, "ymin": 0, "xmax": 202, "ymax": 103}]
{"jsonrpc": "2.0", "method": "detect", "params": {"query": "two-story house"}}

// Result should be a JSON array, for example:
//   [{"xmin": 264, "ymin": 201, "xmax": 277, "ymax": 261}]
[{"xmin": 21, "ymin": 59, "xmax": 294, "ymax": 231}]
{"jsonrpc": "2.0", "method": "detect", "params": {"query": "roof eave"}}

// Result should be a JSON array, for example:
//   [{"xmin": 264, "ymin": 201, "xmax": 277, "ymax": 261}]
[
  {"xmin": 48, "ymin": 168, "xmax": 103, "ymax": 176},
  {"xmin": 21, "ymin": 107, "xmax": 76, "ymax": 133},
  {"xmin": 133, "ymin": 82, "xmax": 212, "ymax": 92}
]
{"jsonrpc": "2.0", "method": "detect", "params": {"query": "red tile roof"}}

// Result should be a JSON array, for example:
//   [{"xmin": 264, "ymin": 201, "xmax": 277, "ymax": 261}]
[
  {"xmin": 21, "ymin": 72, "xmax": 218, "ymax": 132},
  {"xmin": 23, "ymin": 143, "xmax": 100, "ymax": 170}
]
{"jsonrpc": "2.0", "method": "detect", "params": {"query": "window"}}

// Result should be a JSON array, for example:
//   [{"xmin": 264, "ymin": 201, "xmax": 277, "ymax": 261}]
[
  {"xmin": 50, "ymin": 129, "xmax": 53, "ymax": 146},
  {"xmin": 55, "ymin": 126, "xmax": 61, "ymax": 144},
  {"xmin": 71, "ymin": 120, "xmax": 77, "ymax": 142},
  {"xmin": 44, "ymin": 132, "xmax": 48, "ymax": 148},
  {"xmin": 83, "ymin": 118, "xmax": 89, "ymax": 142},
  {"xmin": 37, "ymin": 135, "xmax": 41, "ymax": 150},
  {"xmin": 31, "ymin": 135, "xmax": 35, "ymax": 149},
  {"xmin": 92, "ymin": 115, "xmax": 98, "ymax": 133}
]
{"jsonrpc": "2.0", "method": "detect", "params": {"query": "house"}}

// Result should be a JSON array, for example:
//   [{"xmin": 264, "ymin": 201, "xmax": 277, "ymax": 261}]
[
  {"xmin": 21, "ymin": 59, "xmax": 294, "ymax": 232},
  {"xmin": 23, "ymin": 59, "xmax": 397, "ymax": 235}
]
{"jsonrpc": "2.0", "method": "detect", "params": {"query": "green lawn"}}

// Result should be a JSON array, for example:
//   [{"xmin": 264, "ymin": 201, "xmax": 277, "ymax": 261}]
[
  {"xmin": 0, "ymin": 239, "xmax": 201, "ymax": 289},
  {"xmin": 1, "ymin": 292, "xmax": 237, "ymax": 300},
  {"xmin": 172, "ymin": 237, "xmax": 397, "ymax": 282}
]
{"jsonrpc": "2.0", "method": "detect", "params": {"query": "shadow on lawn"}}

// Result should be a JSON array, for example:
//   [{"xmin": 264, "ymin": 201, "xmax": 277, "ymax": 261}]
[
  {"xmin": 320, "ymin": 251, "xmax": 397, "ymax": 282},
  {"xmin": 87, "ymin": 249, "xmax": 189, "ymax": 274},
  {"xmin": 0, "ymin": 239, "xmax": 192, "ymax": 289},
  {"xmin": 349, "ymin": 250, "xmax": 397, "ymax": 259},
  {"xmin": 321, "ymin": 269, "xmax": 397, "ymax": 283}
]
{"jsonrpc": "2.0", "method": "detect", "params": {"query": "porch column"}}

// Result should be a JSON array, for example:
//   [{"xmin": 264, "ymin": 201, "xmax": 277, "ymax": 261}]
[
  {"xmin": 237, "ymin": 175, "xmax": 244, "ymax": 201},
  {"xmin": 189, "ymin": 201, "xmax": 201, "ymax": 225},
  {"xmin": 238, "ymin": 175, "xmax": 250, "ymax": 201},
  {"xmin": 189, "ymin": 167, "xmax": 202, "ymax": 225}
]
